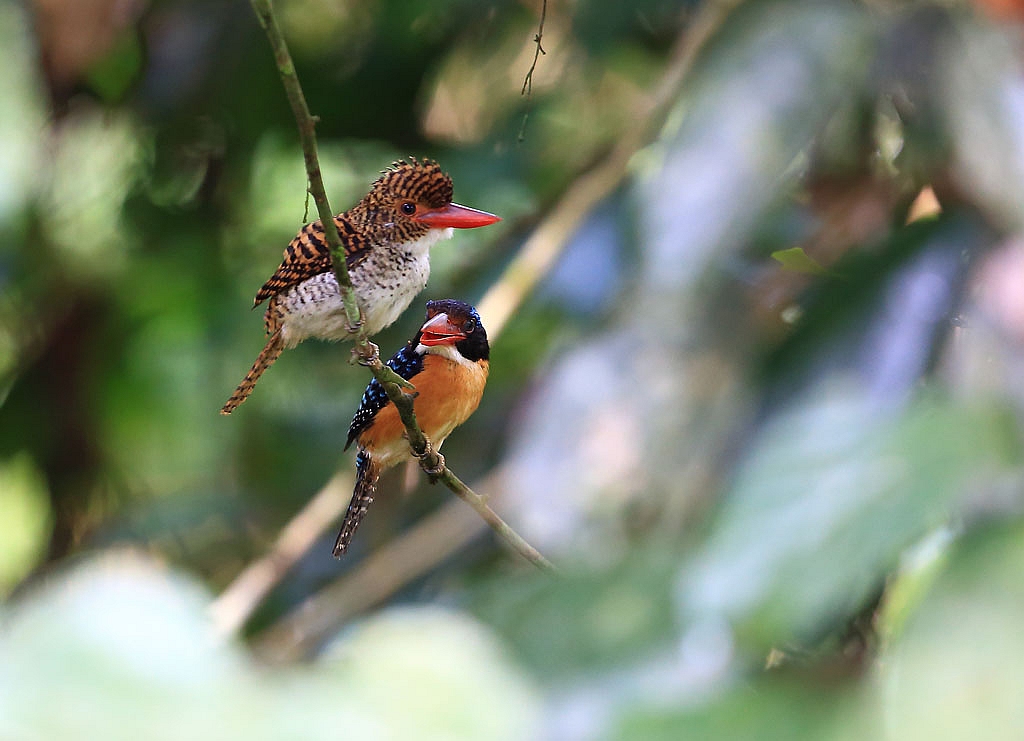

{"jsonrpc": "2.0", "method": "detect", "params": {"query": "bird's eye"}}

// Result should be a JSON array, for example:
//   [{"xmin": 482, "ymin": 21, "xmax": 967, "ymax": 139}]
[
  {"xmin": 462, "ymin": 319, "xmax": 476, "ymax": 333},
  {"xmin": 400, "ymin": 202, "xmax": 416, "ymax": 215}
]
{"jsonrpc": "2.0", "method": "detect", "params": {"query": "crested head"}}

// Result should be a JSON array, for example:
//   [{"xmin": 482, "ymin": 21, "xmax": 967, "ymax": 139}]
[
  {"xmin": 371, "ymin": 159, "xmax": 454, "ymax": 209},
  {"xmin": 416, "ymin": 299, "xmax": 489, "ymax": 362},
  {"xmin": 347, "ymin": 159, "xmax": 500, "ymax": 243},
  {"xmin": 349, "ymin": 159, "xmax": 450, "ymax": 241}
]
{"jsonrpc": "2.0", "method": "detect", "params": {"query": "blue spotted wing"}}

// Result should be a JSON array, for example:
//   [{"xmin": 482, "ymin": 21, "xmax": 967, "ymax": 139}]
[{"xmin": 344, "ymin": 339, "xmax": 424, "ymax": 450}]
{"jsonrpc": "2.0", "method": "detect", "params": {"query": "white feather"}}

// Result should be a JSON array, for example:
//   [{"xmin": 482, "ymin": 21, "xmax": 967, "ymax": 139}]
[{"xmin": 280, "ymin": 228, "xmax": 454, "ymax": 347}]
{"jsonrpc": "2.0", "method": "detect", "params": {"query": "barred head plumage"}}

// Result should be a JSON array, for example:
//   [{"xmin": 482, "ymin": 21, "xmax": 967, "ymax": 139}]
[
  {"xmin": 350, "ymin": 158, "xmax": 499, "ymax": 238},
  {"xmin": 367, "ymin": 158, "xmax": 453, "ymax": 211}
]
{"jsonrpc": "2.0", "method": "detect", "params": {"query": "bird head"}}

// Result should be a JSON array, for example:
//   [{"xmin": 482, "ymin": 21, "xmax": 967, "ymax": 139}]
[
  {"xmin": 353, "ymin": 159, "xmax": 500, "ymax": 242},
  {"xmin": 416, "ymin": 299, "xmax": 489, "ymax": 362}
]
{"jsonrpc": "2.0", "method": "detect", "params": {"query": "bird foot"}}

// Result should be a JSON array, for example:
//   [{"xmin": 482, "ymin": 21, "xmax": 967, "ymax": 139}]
[
  {"xmin": 352, "ymin": 341, "xmax": 380, "ymax": 366},
  {"xmin": 415, "ymin": 448, "xmax": 446, "ymax": 481}
]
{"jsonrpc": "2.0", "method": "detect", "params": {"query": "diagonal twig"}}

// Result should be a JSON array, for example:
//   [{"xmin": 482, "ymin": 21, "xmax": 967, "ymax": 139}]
[
  {"xmin": 254, "ymin": 489, "xmax": 491, "ymax": 661},
  {"xmin": 214, "ymin": 0, "xmax": 554, "ymax": 637},
  {"xmin": 520, "ymin": 0, "xmax": 547, "ymax": 97},
  {"xmin": 360, "ymin": 351, "xmax": 555, "ymax": 572},
  {"xmin": 220, "ymin": 0, "xmax": 742, "ymax": 641},
  {"xmin": 210, "ymin": 473, "xmax": 351, "ymax": 636},
  {"xmin": 517, "ymin": 0, "xmax": 548, "ymax": 142}
]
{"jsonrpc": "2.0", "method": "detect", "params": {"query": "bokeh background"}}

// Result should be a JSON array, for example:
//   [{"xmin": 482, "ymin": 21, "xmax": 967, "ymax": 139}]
[{"xmin": 4, "ymin": 0, "xmax": 1024, "ymax": 737}]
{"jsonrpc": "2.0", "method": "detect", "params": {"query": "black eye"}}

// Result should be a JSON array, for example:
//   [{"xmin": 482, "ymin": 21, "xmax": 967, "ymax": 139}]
[
  {"xmin": 462, "ymin": 319, "xmax": 476, "ymax": 333},
  {"xmin": 401, "ymin": 202, "xmax": 416, "ymax": 215}
]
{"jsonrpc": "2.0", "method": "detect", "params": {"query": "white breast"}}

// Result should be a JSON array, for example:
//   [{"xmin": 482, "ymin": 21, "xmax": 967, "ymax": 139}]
[{"xmin": 279, "ymin": 228, "xmax": 453, "ymax": 347}]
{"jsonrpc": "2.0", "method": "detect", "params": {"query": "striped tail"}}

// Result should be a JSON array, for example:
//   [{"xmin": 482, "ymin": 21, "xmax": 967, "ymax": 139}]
[
  {"xmin": 220, "ymin": 329, "xmax": 285, "ymax": 415},
  {"xmin": 333, "ymin": 450, "xmax": 380, "ymax": 557}
]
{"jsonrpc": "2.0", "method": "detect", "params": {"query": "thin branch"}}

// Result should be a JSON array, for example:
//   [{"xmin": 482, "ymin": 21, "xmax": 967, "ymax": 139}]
[
  {"xmin": 433, "ymin": 468, "xmax": 554, "ymax": 570},
  {"xmin": 362, "ymin": 352, "xmax": 555, "ymax": 572},
  {"xmin": 520, "ymin": 0, "xmax": 547, "ymax": 97},
  {"xmin": 517, "ymin": 0, "xmax": 548, "ymax": 142},
  {"xmin": 209, "ymin": 473, "xmax": 351, "ymax": 637},
  {"xmin": 255, "ymin": 491, "xmax": 490, "ymax": 662},
  {"xmin": 226, "ymin": 0, "xmax": 741, "ymax": 640},
  {"xmin": 248, "ymin": 0, "xmax": 361, "ymax": 333},
  {"xmin": 215, "ymin": 0, "xmax": 553, "ymax": 638}
]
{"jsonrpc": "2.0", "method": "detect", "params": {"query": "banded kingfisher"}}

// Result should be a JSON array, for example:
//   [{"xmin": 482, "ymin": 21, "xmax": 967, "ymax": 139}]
[{"xmin": 221, "ymin": 160, "xmax": 500, "ymax": 414}]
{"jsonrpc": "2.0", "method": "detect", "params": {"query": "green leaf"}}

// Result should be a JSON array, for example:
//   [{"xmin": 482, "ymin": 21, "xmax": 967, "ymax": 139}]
[
  {"xmin": 678, "ymin": 387, "xmax": 1023, "ymax": 650},
  {"xmin": 771, "ymin": 247, "xmax": 828, "ymax": 275},
  {"xmin": 0, "ymin": 555, "xmax": 540, "ymax": 740},
  {"xmin": 0, "ymin": 453, "xmax": 50, "ymax": 594},
  {"xmin": 878, "ymin": 523, "xmax": 1024, "ymax": 741}
]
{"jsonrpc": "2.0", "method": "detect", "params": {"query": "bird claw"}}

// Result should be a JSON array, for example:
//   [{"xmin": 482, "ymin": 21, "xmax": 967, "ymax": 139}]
[
  {"xmin": 352, "ymin": 342, "xmax": 380, "ymax": 366},
  {"xmin": 415, "ymin": 449, "xmax": 446, "ymax": 481}
]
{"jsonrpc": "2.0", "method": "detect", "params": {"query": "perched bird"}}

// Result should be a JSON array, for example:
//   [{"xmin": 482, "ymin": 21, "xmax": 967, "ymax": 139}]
[
  {"xmin": 221, "ymin": 159, "xmax": 500, "ymax": 414},
  {"xmin": 334, "ymin": 299, "xmax": 490, "ymax": 557}
]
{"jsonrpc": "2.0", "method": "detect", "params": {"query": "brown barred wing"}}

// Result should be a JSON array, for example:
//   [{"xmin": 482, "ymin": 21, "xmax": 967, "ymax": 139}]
[{"xmin": 253, "ymin": 215, "xmax": 371, "ymax": 305}]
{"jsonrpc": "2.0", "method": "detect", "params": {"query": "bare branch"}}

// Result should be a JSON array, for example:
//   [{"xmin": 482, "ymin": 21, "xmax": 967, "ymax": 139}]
[
  {"xmin": 518, "ymin": 0, "xmax": 548, "ymax": 142},
  {"xmin": 210, "ymin": 473, "xmax": 351, "ymax": 636},
  {"xmin": 226, "ymin": 0, "xmax": 743, "ymax": 640},
  {"xmin": 255, "ymin": 492, "xmax": 489, "ymax": 662},
  {"xmin": 433, "ymin": 468, "xmax": 554, "ymax": 569},
  {"xmin": 247, "ymin": 0, "xmax": 362, "ymax": 335},
  {"xmin": 216, "ymin": 0, "xmax": 555, "ymax": 638},
  {"xmin": 520, "ymin": 0, "xmax": 547, "ymax": 96},
  {"xmin": 361, "ymin": 352, "xmax": 556, "ymax": 572}
]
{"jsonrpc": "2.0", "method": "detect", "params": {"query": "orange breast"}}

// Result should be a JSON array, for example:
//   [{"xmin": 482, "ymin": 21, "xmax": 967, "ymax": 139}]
[{"xmin": 358, "ymin": 355, "xmax": 489, "ymax": 467}]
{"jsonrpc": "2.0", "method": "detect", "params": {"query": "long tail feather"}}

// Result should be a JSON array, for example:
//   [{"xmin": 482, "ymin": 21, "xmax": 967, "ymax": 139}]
[
  {"xmin": 334, "ymin": 451, "xmax": 379, "ymax": 557},
  {"xmin": 220, "ymin": 329, "xmax": 285, "ymax": 415}
]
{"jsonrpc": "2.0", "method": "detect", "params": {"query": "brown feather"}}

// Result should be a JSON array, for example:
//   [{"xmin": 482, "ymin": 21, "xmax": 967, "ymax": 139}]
[
  {"xmin": 252, "ymin": 159, "xmax": 452, "ymax": 308},
  {"xmin": 224, "ymin": 159, "xmax": 465, "ymax": 412},
  {"xmin": 253, "ymin": 215, "xmax": 369, "ymax": 306},
  {"xmin": 220, "ymin": 329, "xmax": 285, "ymax": 415}
]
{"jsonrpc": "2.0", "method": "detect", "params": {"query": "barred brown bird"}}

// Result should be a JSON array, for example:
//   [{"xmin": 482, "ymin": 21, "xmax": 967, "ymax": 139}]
[{"xmin": 221, "ymin": 159, "xmax": 500, "ymax": 414}]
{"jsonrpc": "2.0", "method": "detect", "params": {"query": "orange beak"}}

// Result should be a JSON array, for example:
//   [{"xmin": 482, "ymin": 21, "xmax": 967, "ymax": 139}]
[
  {"xmin": 418, "ymin": 312, "xmax": 466, "ymax": 346},
  {"xmin": 413, "ymin": 203, "xmax": 501, "ymax": 229}
]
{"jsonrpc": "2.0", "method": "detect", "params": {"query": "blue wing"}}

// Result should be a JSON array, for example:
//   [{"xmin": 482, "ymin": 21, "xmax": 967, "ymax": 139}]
[{"xmin": 345, "ymin": 340, "xmax": 424, "ymax": 450}]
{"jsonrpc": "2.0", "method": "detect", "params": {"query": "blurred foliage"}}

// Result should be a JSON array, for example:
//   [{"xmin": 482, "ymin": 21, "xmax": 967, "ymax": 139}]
[
  {"xmin": 5, "ymin": 0, "xmax": 1024, "ymax": 738},
  {"xmin": 0, "ymin": 554, "xmax": 539, "ymax": 739}
]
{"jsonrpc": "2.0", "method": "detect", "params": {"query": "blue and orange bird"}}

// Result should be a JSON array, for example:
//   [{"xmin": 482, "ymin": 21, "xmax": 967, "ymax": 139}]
[
  {"xmin": 221, "ymin": 160, "xmax": 499, "ymax": 414},
  {"xmin": 334, "ymin": 299, "xmax": 490, "ymax": 557}
]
